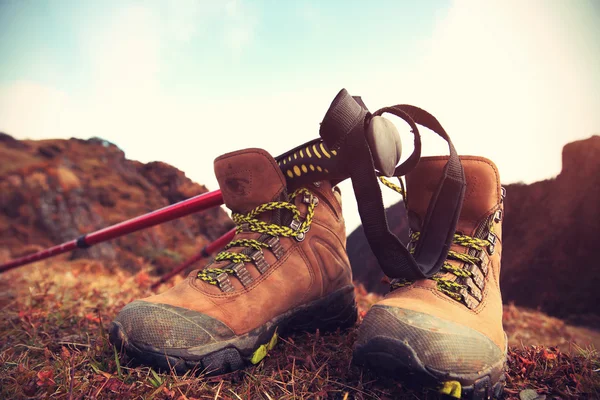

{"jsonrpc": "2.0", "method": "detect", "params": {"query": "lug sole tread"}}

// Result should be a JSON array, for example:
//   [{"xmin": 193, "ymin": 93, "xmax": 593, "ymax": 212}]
[
  {"xmin": 110, "ymin": 285, "xmax": 358, "ymax": 376},
  {"xmin": 353, "ymin": 337, "xmax": 505, "ymax": 400}
]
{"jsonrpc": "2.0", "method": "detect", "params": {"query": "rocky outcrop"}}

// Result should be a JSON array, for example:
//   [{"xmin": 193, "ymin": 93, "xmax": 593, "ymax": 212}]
[
  {"xmin": 0, "ymin": 133, "xmax": 233, "ymax": 273},
  {"xmin": 501, "ymin": 136, "xmax": 600, "ymax": 326}
]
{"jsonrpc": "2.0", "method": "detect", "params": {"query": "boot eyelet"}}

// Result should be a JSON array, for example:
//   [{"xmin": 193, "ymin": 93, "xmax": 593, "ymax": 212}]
[
  {"xmin": 477, "ymin": 250, "xmax": 490, "ymax": 275},
  {"xmin": 459, "ymin": 277, "xmax": 483, "ymax": 302},
  {"xmin": 290, "ymin": 218, "xmax": 309, "ymax": 241},
  {"xmin": 232, "ymin": 263, "xmax": 253, "ymax": 287},
  {"xmin": 302, "ymin": 193, "xmax": 319, "ymax": 206},
  {"xmin": 458, "ymin": 288, "xmax": 479, "ymax": 310},
  {"xmin": 294, "ymin": 224, "xmax": 310, "ymax": 241},
  {"xmin": 250, "ymin": 250, "xmax": 270, "ymax": 274},
  {"xmin": 464, "ymin": 264, "xmax": 485, "ymax": 289},
  {"xmin": 265, "ymin": 236, "xmax": 284, "ymax": 259},
  {"xmin": 487, "ymin": 232, "xmax": 497, "ymax": 255},
  {"xmin": 216, "ymin": 272, "xmax": 235, "ymax": 293},
  {"xmin": 494, "ymin": 209, "xmax": 502, "ymax": 222},
  {"xmin": 290, "ymin": 219, "xmax": 301, "ymax": 231}
]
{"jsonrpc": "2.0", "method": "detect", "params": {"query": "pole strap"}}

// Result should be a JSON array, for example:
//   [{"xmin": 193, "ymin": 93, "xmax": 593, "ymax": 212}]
[{"xmin": 319, "ymin": 89, "xmax": 466, "ymax": 280}]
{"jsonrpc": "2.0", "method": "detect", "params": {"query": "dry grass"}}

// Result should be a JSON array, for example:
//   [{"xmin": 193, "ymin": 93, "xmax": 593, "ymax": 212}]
[{"xmin": 1, "ymin": 259, "xmax": 599, "ymax": 399}]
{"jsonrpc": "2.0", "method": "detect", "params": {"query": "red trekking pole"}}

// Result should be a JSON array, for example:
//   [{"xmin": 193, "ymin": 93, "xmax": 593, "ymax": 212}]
[
  {"xmin": 150, "ymin": 228, "xmax": 236, "ymax": 289},
  {"xmin": 0, "ymin": 190, "xmax": 224, "ymax": 273}
]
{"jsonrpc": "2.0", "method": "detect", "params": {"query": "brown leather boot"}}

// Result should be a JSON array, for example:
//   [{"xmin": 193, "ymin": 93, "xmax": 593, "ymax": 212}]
[
  {"xmin": 109, "ymin": 148, "xmax": 357, "ymax": 374},
  {"xmin": 353, "ymin": 156, "xmax": 506, "ymax": 400}
]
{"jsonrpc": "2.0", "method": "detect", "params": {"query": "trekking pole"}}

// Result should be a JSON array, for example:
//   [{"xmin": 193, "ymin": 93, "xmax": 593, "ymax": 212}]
[
  {"xmin": 150, "ymin": 228, "xmax": 236, "ymax": 289},
  {"xmin": 0, "ymin": 190, "xmax": 224, "ymax": 274},
  {"xmin": 0, "ymin": 99, "xmax": 402, "ymax": 274}
]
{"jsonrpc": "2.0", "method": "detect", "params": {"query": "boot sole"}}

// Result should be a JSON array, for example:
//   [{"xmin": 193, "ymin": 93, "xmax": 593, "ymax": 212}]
[
  {"xmin": 353, "ymin": 336, "xmax": 505, "ymax": 399},
  {"xmin": 110, "ymin": 285, "xmax": 357, "ymax": 375}
]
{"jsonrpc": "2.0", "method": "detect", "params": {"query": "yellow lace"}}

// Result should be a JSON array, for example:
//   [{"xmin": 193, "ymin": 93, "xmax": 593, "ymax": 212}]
[
  {"xmin": 391, "ymin": 232, "xmax": 491, "ymax": 301},
  {"xmin": 197, "ymin": 188, "xmax": 317, "ymax": 285},
  {"xmin": 380, "ymin": 176, "xmax": 492, "ymax": 303},
  {"xmin": 379, "ymin": 176, "xmax": 407, "ymax": 204}
]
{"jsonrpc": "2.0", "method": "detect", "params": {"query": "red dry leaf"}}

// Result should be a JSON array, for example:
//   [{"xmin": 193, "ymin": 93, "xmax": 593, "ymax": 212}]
[
  {"xmin": 519, "ymin": 355, "xmax": 536, "ymax": 366},
  {"xmin": 85, "ymin": 313, "xmax": 101, "ymax": 323},
  {"xmin": 542, "ymin": 348, "xmax": 557, "ymax": 361},
  {"xmin": 44, "ymin": 347, "xmax": 53, "ymax": 360},
  {"xmin": 61, "ymin": 346, "xmax": 71, "ymax": 360},
  {"xmin": 36, "ymin": 369, "xmax": 56, "ymax": 387},
  {"xmin": 105, "ymin": 378, "xmax": 125, "ymax": 393},
  {"xmin": 134, "ymin": 271, "xmax": 151, "ymax": 286}
]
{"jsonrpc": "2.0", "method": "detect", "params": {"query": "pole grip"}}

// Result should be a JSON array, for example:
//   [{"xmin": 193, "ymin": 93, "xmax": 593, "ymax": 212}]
[{"xmin": 275, "ymin": 139, "xmax": 348, "ymax": 184}]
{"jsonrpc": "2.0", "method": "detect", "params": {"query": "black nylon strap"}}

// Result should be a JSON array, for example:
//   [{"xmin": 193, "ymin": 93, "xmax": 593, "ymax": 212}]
[
  {"xmin": 319, "ymin": 89, "xmax": 466, "ymax": 280},
  {"xmin": 320, "ymin": 90, "xmax": 422, "ymax": 279},
  {"xmin": 373, "ymin": 105, "xmax": 466, "ymax": 277}
]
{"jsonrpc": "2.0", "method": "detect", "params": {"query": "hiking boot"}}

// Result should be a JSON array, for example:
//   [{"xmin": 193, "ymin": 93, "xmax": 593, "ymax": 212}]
[
  {"xmin": 353, "ymin": 156, "xmax": 506, "ymax": 400},
  {"xmin": 109, "ymin": 148, "xmax": 357, "ymax": 375}
]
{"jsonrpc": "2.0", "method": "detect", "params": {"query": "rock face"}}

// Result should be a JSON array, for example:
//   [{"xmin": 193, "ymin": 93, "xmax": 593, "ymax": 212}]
[
  {"xmin": 0, "ymin": 133, "xmax": 234, "ymax": 273},
  {"xmin": 501, "ymin": 135, "xmax": 600, "ymax": 326},
  {"xmin": 348, "ymin": 136, "xmax": 600, "ymax": 325}
]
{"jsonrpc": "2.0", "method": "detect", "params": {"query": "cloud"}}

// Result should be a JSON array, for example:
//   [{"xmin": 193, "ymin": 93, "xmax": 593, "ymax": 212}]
[
  {"xmin": 161, "ymin": 0, "xmax": 257, "ymax": 53},
  {"xmin": 84, "ymin": 5, "xmax": 161, "ymax": 99},
  {"xmin": 223, "ymin": 0, "xmax": 256, "ymax": 54},
  {"xmin": 164, "ymin": 0, "xmax": 213, "ymax": 43}
]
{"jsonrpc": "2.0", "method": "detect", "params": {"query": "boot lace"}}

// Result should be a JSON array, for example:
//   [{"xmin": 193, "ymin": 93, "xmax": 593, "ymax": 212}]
[
  {"xmin": 197, "ymin": 188, "xmax": 317, "ymax": 286},
  {"xmin": 392, "ymin": 231, "xmax": 492, "ymax": 300},
  {"xmin": 380, "ymin": 177, "xmax": 493, "ymax": 305}
]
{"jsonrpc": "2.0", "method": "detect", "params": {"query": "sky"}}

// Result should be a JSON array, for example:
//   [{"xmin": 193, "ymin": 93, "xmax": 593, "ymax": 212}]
[{"xmin": 1, "ymin": 0, "xmax": 599, "ymax": 234}]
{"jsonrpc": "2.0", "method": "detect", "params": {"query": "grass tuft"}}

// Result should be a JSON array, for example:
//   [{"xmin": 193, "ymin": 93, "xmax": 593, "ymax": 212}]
[{"xmin": 1, "ymin": 260, "xmax": 599, "ymax": 399}]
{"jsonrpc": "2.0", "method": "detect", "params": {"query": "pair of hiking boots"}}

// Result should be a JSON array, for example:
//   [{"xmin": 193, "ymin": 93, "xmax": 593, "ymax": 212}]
[{"xmin": 109, "ymin": 96, "xmax": 506, "ymax": 400}]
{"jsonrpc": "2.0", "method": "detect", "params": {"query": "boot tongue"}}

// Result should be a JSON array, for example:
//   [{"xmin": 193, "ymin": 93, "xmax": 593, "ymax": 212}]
[
  {"xmin": 406, "ymin": 156, "xmax": 502, "ymax": 234},
  {"xmin": 214, "ymin": 148, "xmax": 287, "ymax": 214}
]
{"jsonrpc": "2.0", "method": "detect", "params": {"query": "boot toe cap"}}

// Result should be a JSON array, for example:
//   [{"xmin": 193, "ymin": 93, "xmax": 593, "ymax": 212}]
[
  {"xmin": 354, "ymin": 305, "xmax": 505, "ymax": 378},
  {"xmin": 110, "ymin": 300, "xmax": 235, "ymax": 351}
]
